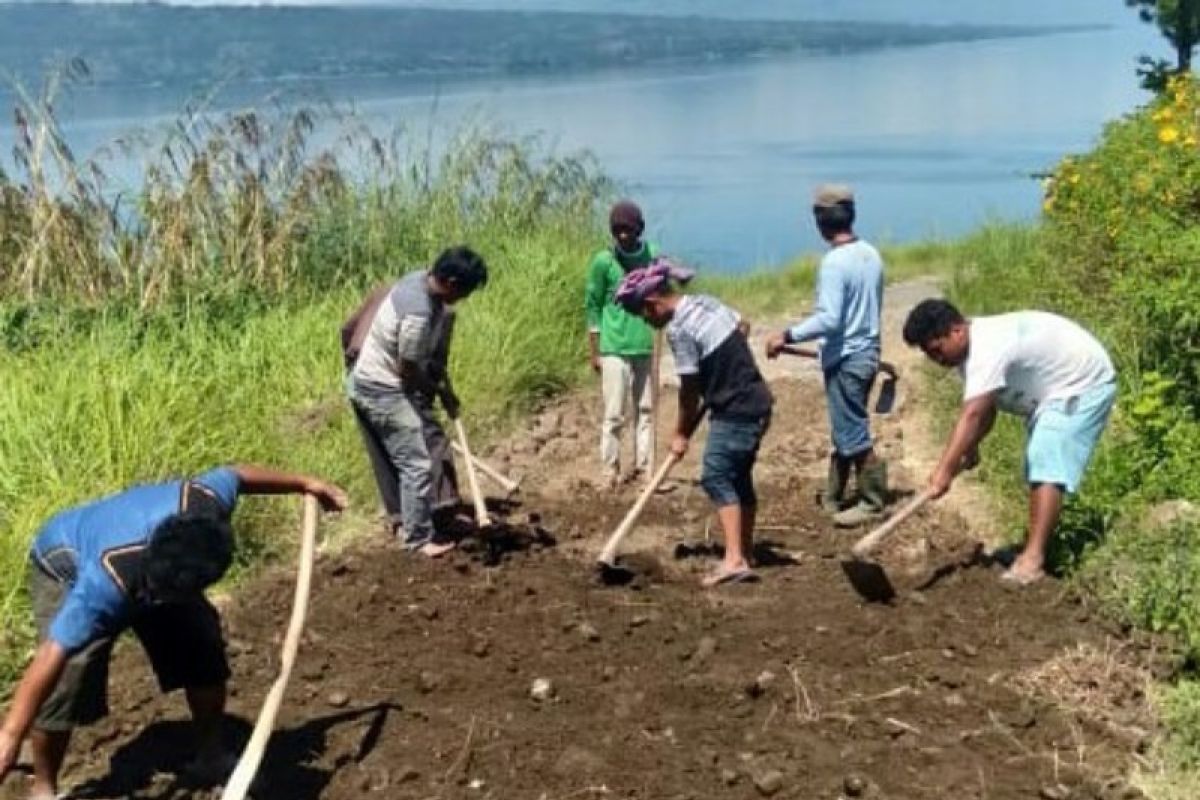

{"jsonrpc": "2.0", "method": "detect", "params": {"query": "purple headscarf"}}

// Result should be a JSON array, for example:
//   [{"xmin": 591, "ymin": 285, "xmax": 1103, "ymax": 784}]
[{"xmin": 614, "ymin": 257, "xmax": 696, "ymax": 312}]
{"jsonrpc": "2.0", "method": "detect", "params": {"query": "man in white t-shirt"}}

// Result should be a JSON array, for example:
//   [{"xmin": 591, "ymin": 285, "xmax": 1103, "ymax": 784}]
[{"xmin": 902, "ymin": 299, "xmax": 1117, "ymax": 584}]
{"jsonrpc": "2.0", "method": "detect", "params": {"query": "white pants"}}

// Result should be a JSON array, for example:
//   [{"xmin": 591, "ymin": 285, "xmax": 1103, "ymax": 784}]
[{"xmin": 601, "ymin": 354, "xmax": 653, "ymax": 475}]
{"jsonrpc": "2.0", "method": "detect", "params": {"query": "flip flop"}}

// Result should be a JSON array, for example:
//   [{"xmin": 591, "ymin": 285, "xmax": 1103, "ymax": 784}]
[
  {"xmin": 701, "ymin": 566, "xmax": 759, "ymax": 588},
  {"xmin": 1000, "ymin": 566, "xmax": 1045, "ymax": 586}
]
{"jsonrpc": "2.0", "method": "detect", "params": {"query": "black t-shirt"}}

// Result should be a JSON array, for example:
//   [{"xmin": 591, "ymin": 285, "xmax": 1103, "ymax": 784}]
[{"xmin": 667, "ymin": 295, "xmax": 773, "ymax": 420}]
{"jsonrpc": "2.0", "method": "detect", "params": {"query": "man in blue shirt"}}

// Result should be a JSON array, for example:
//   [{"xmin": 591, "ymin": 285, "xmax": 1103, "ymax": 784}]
[
  {"xmin": 766, "ymin": 184, "xmax": 888, "ymax": 527},
  {"xmin": 0, "ymin": 465, "xmax": 347, "ymax": 800}
]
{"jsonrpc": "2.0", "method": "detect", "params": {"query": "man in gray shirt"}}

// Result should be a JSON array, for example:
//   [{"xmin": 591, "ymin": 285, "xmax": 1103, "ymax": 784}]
[{"xmin": 347, "ymin": 247, "xmax": 489, "ymax": 557}]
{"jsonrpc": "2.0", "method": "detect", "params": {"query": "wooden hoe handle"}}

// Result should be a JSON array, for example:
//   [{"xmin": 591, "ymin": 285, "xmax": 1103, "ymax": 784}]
[
  {"xmin": 221, "ymin": 494, "xmax": 319, "ymax": 800},
  {"xmin": 450, "ymin": 441, "xmax": 520, "ymax": 495},
  {"xmin": 454, "ymin": 417, "xmax": 490, "ymax": 527},
  {"xmin": 782, "ymin": 344, "xmax": 898, "ymax": 378},
  {"xmin": 851, "ymin": 490, "xmax": 933, "ymax": 559},
  {"xmin": 597, "ymin": 405, "xmax": 709, "ymax": 565},
  {"xmin": 597, "ymin": 452, "xmax": 680, "ymax": 565}
]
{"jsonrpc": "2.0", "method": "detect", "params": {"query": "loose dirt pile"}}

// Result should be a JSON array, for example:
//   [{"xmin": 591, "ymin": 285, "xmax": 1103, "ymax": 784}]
[{"xmin": 2, "ymin": 285, "xmax": 1160, "ymax": 800}]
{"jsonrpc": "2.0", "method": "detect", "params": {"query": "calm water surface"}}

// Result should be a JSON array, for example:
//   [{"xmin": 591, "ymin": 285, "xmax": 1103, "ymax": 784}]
[{"xmin": 5, "ymin": 0, "xmax": 1164, "ymax": 269}]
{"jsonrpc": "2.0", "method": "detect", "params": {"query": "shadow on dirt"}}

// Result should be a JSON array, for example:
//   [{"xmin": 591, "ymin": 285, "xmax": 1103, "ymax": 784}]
[
  {"xmin": 913, "ymin": 542, "xmax": 995, "ymax": 592},
  {"xmin": 671, "ymin": 539, "xmax": 800, "ymax": 569},
  {"xmin": 72, "ymin": 704, "xmax": 398, "ymax": 800}
]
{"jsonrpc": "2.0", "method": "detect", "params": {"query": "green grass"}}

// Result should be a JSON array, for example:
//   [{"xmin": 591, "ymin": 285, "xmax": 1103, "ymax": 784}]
[
  {"xmin": 0, "ymin": 82, "xmax": 614, "ymax": 689},
  {"xmin": 699, "ymin": 238, "xmax": 961, "ymax": 319},
  {"xmin": 0, "ymin": 262, "xmax": 600, "ymax": 690}
]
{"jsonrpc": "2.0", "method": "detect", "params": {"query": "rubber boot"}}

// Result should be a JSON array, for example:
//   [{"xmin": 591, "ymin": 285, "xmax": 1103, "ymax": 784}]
[
  {"xmin": 821, "ymin": 456, "xmax": 848, "ymax": 515},
  {"xmin": 833, "ymin": 460, "xmax": 888, "ymax": 528}
]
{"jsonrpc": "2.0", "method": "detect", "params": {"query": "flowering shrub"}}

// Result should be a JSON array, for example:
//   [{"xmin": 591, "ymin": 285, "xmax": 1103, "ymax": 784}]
[{"xmin": 1041, "ymin": 75, "xmax": 1200, "ymax": 408}]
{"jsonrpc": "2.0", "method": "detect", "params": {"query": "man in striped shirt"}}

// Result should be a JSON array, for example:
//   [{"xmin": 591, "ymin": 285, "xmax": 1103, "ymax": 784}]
[{"xmin": 616, "ymin": 260, "xmax": 773, "ymax": 587}]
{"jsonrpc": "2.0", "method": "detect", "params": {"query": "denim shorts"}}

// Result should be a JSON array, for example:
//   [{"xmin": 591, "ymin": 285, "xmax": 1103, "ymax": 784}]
[
  {"xmin": 1025, "ymin": 381, "xmax": 1117, "ymax": 494},
  {"xmin": 701, "ymin": 414, "xmax": 770, "ymax": 507},
  {"xmin": 824, "ymin": 349, "xmax": 878, "ymax": 457}
]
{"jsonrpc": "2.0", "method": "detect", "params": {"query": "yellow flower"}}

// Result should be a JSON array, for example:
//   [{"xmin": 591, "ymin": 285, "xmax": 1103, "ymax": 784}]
[
  {"xmin": 1069, "ymin": 173, "xmax": 1080, "ymax": 185},
  {"xmin": 1042, "ymin": 198, "xmax": 1055, "ymax": 213},
  {"xmin": 1159, "ymin": 125, "xmax": 1181, "ymax": 144},
  {"xmin": 1153, "ymin": 107, "xmax": 1175, "ymax": 123},
  {"xmin": 1185, "ymin": 135, "xmax": 1198, "ymax": 147}
]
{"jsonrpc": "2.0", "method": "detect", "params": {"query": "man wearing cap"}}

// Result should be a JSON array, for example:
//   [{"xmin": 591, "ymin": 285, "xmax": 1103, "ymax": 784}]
[
  {"xmin": 766, "ymin": 184, "xmax": 888, "ymax": 527},
  {"xmin": 585, "ymin": 200, "xmax": 660, "ymax": 489}
]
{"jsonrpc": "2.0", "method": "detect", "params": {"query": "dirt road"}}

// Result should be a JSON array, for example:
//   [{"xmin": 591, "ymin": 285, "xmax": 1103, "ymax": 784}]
[{"xmin": 4, "ymin": 282, "xmax": 1155, "ymax": 800}]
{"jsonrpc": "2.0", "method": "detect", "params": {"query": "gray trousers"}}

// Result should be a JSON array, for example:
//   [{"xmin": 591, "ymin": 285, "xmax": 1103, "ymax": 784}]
[{"xmin": 349, "ymin": 388, "xmax": 460, "ymax": 546}]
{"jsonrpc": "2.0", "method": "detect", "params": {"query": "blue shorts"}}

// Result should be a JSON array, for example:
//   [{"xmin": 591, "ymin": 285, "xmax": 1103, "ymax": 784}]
[
  {"xmin": 824, "ymin": 350, "xmax": 878, "ymax": 457},
  {"xmin": 701, "ymin": 415, "xmax": 770, "ymax": 507},
  {"xmin": 1025, "ymin": 382, "xmax": 1117, "ymax": 493}
]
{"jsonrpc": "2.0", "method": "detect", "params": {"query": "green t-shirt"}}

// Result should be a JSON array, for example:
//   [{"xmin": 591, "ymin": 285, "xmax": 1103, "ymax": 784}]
[{"xmin": 584, "ymin": 241, "xmax": 659, "ymax": 356}]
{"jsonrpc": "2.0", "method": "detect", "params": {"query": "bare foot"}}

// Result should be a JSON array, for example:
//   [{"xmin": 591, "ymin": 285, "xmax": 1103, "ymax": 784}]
[{"xmin": 419, "ymin": 541, "xmax": 457, "ymax": 559}]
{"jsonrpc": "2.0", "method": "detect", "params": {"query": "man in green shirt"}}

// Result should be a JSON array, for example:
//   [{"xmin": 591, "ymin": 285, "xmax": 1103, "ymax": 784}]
[{"xmin": 585, "ymin": 201, "xmax": 659, "ymax": 488}]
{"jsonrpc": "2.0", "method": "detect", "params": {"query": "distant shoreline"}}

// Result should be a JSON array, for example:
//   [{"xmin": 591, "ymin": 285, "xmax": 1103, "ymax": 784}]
[{"xmin": 0, "ymin": 4, "xmax": 1104, "ymax": 91}]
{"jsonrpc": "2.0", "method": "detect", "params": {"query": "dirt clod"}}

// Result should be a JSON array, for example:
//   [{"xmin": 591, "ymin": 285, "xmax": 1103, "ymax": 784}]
[
  {"xmin": 530, "ymin": 678, "xmax": 555, "ymax": 702},
  {"xmin": 418, "ymin": 670, "xmax": 439, "ymax": 694},
  {"xmin": 325, "ymin": 691, "xmax": 350, "ymax": 708},
  {"xmin": 844, "ymin": 774, "xmax": 868, "ymax": 797},
  {"xmin": 690, "ymin": 636, "xmax": 717, "ymax": 665},
  {"xmin": 577, "ymin": 622, "xmax": 601, "ymax": 642},
  {"xmin": 751, "ymin": 768, "xmax": 784, "ymax": 797}
]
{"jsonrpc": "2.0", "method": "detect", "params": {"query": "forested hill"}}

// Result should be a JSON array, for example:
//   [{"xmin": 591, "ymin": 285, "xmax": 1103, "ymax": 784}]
[{"xmin": 0, "ymin": 3, "xmax": 1095, "ymax": 89}]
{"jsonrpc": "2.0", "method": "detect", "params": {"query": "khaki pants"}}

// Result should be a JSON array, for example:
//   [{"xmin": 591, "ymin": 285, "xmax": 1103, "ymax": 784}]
[{"xmin": 600, "ymin": 354, "xmax": 653, "ymax": 476}]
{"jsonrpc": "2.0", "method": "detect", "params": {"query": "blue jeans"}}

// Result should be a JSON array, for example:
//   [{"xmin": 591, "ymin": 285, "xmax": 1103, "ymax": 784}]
[
  {"xmin": 824, "ymin": 349, "xmax": 878, "ymax": 457},
  {"xmin": 701, "ymin": 415, "xmax": 770, "ymax": 507},
  {"xmin": 348, "ymin": 384, "xmax": 436, "ymax": 548}
]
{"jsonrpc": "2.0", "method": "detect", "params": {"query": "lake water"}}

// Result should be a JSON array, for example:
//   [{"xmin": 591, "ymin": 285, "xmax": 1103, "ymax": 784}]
[{"xmin": 3, "ymin": 1, "xmax": 1164, "ymax": 270}]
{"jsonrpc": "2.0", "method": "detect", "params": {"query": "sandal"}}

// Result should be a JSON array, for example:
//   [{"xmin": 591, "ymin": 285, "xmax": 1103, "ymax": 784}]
[
  {"xmin": 1000, "ymin": 566, "xmax": 1045, "ymax": 586},
  {"xmin": 701, "ymin": 566, "xmax": 759, "ymax": 588}
]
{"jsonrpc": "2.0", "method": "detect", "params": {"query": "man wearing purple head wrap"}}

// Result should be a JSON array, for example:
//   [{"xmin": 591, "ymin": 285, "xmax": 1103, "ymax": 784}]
[
  {"xmin": 585, "ymin": 200, "xmax": 661, "ymax": 489},
  {"xmin": 616, "ymin": 264, "xmax": 774, "ymax": 587}
]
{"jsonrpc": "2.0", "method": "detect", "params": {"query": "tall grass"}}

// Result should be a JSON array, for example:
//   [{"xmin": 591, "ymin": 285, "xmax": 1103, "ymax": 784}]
[{"xmin": 0, "ymin": 67, "xmax": 613, "ymax": 689}]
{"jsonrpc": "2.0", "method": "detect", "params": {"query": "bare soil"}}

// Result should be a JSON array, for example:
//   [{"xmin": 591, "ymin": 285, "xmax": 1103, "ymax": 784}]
[{"xmin": 3, "ymin": 283, "xmax": 1158, "ymax": 800}]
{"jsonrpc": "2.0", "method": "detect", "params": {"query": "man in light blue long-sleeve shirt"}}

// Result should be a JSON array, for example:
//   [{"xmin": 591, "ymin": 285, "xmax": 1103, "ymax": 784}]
[{"xmin": 766, "ymin": 184, "xmax": 888, "ymax": 526}]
